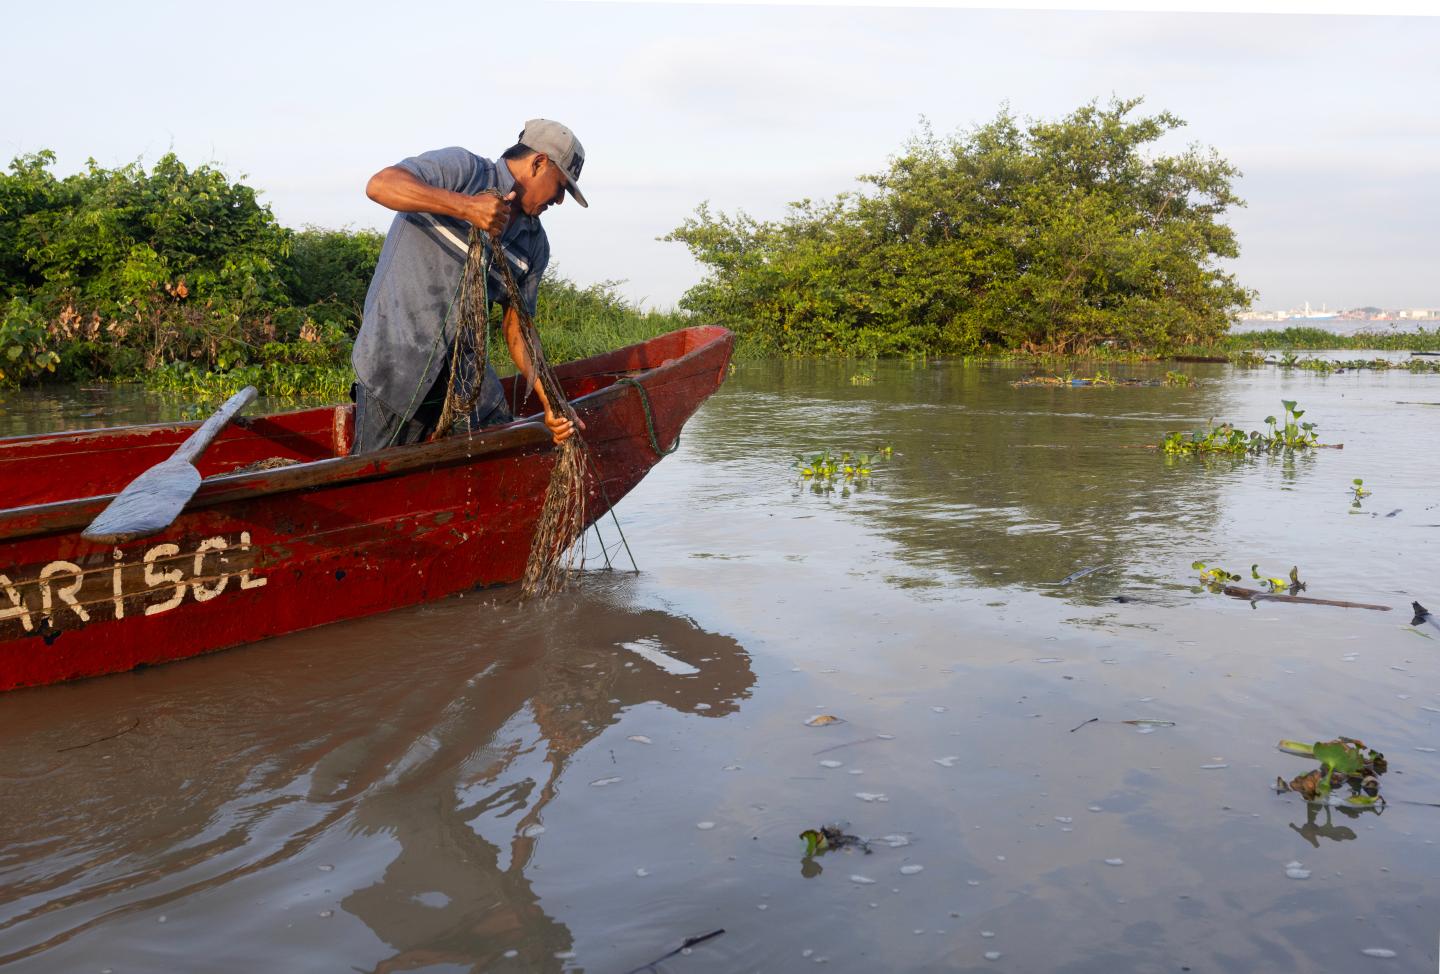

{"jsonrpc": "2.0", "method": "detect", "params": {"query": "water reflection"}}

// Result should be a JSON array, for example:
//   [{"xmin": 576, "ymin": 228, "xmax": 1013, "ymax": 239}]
[
  {"xmin": 0, "ymin": 588, "xmax": 753, "ymax": 971},
  {"xmin": 1287, "ymin": 802, "xmax": 1380, "ymax": 848},
  {"xmin": 690, "ymin": 358, "xmax": 1249, "ymax": 596}
]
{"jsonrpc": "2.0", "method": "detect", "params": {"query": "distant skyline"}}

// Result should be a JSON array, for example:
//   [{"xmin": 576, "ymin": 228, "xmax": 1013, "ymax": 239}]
[{"xmin": 5, "ymin": 2, "xmax": 1437, "ymax": 311}]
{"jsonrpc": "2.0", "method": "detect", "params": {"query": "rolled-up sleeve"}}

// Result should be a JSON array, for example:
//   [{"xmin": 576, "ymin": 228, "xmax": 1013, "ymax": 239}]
[{"xmin": 395, "ymin": 147, "xmax": 479, "ymax": 193}]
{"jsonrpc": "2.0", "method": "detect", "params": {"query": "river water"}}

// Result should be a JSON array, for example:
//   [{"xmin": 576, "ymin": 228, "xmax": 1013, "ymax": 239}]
[{"xmin": 2, "ymin": 359, "xmax": 1438, "ymax": 972}]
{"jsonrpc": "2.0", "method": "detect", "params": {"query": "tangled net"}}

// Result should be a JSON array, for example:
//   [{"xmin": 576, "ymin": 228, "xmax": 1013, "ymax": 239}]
[
  {"xmin": 436, "ymin": 217, "xmax": 590, "ymax": 598},
  {"xmin": 433, "ymin": 227, "xmax": 494, "ymax": 437}
]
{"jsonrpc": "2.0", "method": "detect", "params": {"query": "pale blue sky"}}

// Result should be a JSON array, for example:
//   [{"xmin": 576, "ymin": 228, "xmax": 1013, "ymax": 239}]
[{"xmin": 6, "ymin": 2, "xmax": 1437, "ymax": 310}]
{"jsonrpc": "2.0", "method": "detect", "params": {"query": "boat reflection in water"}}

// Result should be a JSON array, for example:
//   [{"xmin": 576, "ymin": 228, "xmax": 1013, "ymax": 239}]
[{"xmin": 0, "ymin": 585, "xmax": 754, "ymax": 972}]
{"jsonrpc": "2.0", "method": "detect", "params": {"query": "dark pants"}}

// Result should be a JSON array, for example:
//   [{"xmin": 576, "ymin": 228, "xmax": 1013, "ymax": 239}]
[{"xmin": 351, "ymin": 362, "xmax": 512, "ymax": 454}]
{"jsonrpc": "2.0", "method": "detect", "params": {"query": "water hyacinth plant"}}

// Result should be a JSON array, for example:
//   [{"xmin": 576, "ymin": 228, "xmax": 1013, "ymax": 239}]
[
  {"xmin": 1161, "ymin": 400, "xmax": 1322, "ymax": 455},
  {"xmin": 795, "ymin": 446, "xmax": 892, "ymax": 496},
  {"xmin": 1192, "ymin": 561, "xmax": 1241, "ymax": 591}
]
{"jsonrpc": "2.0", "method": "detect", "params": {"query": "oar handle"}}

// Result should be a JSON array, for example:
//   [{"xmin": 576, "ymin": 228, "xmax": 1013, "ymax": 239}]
[{"xmin": 174, "ymin": 387, "xmax": 259, "ymax": 466}]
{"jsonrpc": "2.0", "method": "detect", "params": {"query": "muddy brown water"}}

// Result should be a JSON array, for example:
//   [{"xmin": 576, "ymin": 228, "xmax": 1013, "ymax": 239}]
[{"xmin": 2, "ymin": 360, "xmax": 1438, "ymax": 972}]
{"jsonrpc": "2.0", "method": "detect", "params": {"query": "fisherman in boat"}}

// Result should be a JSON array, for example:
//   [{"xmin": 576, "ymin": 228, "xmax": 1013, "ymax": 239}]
[{"xmin": 350, "ymin": 119, "xmax": 587, "ymax": 452}]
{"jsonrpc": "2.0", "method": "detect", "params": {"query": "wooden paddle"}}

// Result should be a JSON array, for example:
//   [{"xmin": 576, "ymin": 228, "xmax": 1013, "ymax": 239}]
[{"xmin": 82, "ymin": 386, "xmax": 258, "ymax": 545}]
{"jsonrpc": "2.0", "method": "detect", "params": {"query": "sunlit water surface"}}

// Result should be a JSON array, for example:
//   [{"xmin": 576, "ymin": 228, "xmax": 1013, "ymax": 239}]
[{"xmin": 1, "ymin": 360, "xmax": 1438, "ymax": 972}]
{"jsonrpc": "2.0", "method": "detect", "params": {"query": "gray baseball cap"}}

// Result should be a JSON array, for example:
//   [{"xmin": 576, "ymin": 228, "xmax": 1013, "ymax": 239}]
[{"xmin": 518, "ymin": 118, "xmax": 588, "ymax": 208}]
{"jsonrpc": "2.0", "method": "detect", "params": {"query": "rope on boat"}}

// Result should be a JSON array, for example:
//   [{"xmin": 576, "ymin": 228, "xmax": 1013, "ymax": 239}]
[{"xmin": 614, "ymin": 377, "xmax": 680, "ymax": 458}]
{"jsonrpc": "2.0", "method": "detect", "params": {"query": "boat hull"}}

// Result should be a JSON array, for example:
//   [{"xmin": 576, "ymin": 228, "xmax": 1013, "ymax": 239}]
[{"xmin": 0, "ymin": 326, "xmax": 733, "ymax": 691}]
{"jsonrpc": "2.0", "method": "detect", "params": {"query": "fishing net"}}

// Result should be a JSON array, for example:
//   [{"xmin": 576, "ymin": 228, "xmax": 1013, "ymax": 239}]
[
  {"xmin": 435, "ymin": 215, "xmax": 590, "ymax": 598},
  {"xmin": 433, "ymin": 227, "xmax": 494, "ymax": 438}
]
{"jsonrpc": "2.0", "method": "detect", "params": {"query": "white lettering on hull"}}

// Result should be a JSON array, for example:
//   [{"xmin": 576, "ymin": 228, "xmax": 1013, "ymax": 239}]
[{"xmin": 1, "ymin": 532, "xmax": 271, "ymax": 636}]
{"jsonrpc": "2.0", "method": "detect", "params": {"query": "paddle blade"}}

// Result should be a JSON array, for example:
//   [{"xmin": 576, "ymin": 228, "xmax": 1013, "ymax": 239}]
[{"xmin": 82, "ymin": 459, "xmax": 203, "ymax": 544}]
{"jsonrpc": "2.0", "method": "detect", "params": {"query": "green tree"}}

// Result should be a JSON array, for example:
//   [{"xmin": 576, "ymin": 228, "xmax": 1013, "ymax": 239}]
[{"xmin": 666, "ymin": 98, "xmax": 1254, "ymax": 356}]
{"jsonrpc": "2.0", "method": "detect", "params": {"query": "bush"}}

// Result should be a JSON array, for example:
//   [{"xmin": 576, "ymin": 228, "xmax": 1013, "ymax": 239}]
[{"xmin": 666, "ymin": 98, "xmax": 1254, "ymax": 356}]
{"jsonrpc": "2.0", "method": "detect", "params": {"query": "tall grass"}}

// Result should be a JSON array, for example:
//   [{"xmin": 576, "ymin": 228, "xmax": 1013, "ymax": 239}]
[{"xmin": 489, "ymin": 276, "xmax": 688, "ymax": 373}]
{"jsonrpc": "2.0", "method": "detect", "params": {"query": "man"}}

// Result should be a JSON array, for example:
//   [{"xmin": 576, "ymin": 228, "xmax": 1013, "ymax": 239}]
[{"xmin": 350, "ymin": 119, "xmax": 588, "ymax": 453}]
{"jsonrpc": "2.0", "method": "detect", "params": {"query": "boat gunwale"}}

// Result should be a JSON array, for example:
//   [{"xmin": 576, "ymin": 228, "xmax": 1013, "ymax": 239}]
[{"xmin": 0, "ymin": 326, "xmax": 733, "ymax": 544}]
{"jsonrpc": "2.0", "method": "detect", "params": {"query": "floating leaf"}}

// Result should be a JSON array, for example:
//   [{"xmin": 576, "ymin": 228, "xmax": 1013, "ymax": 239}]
[
  {"xmin": 800, "ymin": 828, "xmax": 829, "ymax": 857},
  {"xmin": 805, "ymin": 714, "xmax": 845, "ymax": 727},
  {"xmin": 1313, "ymin": 741, "xmax": 1364, "ymax": 776}
]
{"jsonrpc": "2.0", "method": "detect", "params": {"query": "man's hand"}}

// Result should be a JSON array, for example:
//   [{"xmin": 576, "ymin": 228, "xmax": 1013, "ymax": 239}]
[
  {"xmin": 543, "ymin": 407, "xmax": 585, "ymax": 446},
  {"xmin": 462, "ymin": 190, "xmax": 516, "ymax": 237}
]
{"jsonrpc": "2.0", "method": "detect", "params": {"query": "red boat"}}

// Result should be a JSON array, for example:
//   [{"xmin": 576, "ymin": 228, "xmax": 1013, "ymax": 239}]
[{"xmin": 0, "ymin": 325, "xmax": 733, "ymax": 692}]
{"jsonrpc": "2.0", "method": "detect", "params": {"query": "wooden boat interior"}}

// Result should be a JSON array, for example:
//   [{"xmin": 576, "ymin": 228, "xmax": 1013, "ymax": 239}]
[{"xmin": 0, "ymin": 326, "xmax": 726, "ymax": 511}]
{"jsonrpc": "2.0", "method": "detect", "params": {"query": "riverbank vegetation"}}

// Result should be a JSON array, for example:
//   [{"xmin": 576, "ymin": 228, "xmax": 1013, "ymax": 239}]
[{"xmin": 5, "ymin": 109, "xmax": 1436, "ymax": 403}]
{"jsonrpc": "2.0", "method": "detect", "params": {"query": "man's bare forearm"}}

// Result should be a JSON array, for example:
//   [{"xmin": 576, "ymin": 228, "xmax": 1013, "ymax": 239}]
[
  {"xmin": 365, "ymin": 167, "xmax": 512, "ymax": 235},
  {"xmin": 502, "ymin": 305, "xmax": 547, "ymax": 410}
]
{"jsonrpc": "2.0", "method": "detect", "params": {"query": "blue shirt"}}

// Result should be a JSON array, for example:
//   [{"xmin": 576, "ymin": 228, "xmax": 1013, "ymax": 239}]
[{"xmin": 352, "ymin": 147, "xmax": 551, "ymax": 416}]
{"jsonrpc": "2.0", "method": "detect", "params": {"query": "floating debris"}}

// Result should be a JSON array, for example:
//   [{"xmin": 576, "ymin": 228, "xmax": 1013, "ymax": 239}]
[
  {"xmin": 806, "ymin": 714, "xmax": 845, "ymax": 727},
  {"xmin": 1104, "ymin": 858, "xmax": 1125, "ymax": 866},
  {"xmin": 1201, "ymin": 763, "xmax": 1230, "ymax": 770},
  {"xmin": 900, "ymin": 864, "xmax": 924, "ymax": 875},
  {"xmin": 801, "ymin": 825, "xmax": 871, "ymax": 856},
  {"xmin": 1276, "ymin": 737, "xmax": 1388, "ymax": 806},
  {"xmin": 1414, "ymin": 602, "xmax": 1440, "ymax": 633},
  {"xmin": 1123, "ymin": 719, "xmax": 1176, "ymax": 728},
  {"xmin": 521, "ymin": 824, "xmax": 546, "ymax": 838},
  {"xmin": 854, "ymin": 792, "xmax": 889, "ymax": 803},
  {"xmin": 627, "ymin": 735, "xmax": 654, "ymax": 745},
  {"xmin": 621, "ymin": 929, "xmax": 726, "ymax": 974},
  {"xmin": 1360, "ymin": 948, "xmax": 1397, "ymax": 959},
  {"xmin": 850, "ymin": 875, "xmax": 877, "ymax": 885},
  {"xmin": 984, "ymin": 951, "xmax": 1003, "ymax": 961},
  {"xmin": 880, "ymin": 834, "xmax": 911, "ymax": 848},
  {"xmin": 590, "ymin": 776, "xmax": 623, "ymax": 787},
  {"xmin": 819, "ymin": 759, "xmax": 844, "ymax": 769},
  {"xmin": 1284, "ymin": 860, "xmax": 1311, "ymax": 880},
  {"xmin": 696, "ymin": 821, "xmax": 716, "ymax": 830},
  {"xmin": 934, "ymin": 756, "xmax": 961, "ymax": 767},
  {"xmin": 1055, "ymin": 565, "xmax": 1110, "ymax": 586}
]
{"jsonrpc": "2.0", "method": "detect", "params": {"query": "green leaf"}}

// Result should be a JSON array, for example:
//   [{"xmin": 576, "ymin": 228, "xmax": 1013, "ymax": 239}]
[
  {"xmin": 1312, "ymin": 741, "xmax": 1364, "ymax": 775},
  {"xmin": 800, "ymin": 829, "xmax": 828, "ymax": 857}
]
